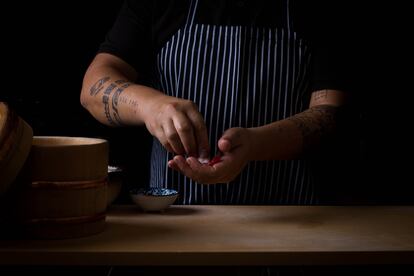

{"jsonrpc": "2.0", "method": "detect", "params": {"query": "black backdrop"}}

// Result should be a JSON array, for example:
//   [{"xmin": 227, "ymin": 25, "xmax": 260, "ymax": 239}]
[{"xmin": 1, "ymin": 1, "xmax": 412, "ymax": 204}]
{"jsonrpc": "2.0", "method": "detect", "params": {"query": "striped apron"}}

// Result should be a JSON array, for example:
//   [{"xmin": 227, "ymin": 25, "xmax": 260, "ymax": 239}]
[{"xmin": 151, "ymin": 0, "xmax": 317, "ymax": 205}]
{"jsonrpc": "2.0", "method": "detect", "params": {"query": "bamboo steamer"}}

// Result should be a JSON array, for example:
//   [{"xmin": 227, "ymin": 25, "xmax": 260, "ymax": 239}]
[
  {"xmin": 8, "ymin": 136, "xmax": 109, "ymax": 239},
  {"xmin": 0, "ymin": 102, "xmax": 33, "ymax": 196}
]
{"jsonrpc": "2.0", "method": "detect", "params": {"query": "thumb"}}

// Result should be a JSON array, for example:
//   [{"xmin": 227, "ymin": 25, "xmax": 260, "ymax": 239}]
[{"xmin": 218, "ymin": 128, "xmax": 244, "ymax": 153}]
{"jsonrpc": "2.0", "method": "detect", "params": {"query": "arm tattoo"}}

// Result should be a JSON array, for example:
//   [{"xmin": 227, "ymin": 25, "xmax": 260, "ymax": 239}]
[
  {"xmin": 90, "ymin": 76, "xmax": 110, "ymax": 96},
  {"xmin": 112, "ymin": 82, "xmax": 131, "ymax": 125},
  {"xmin": 102, "ymin": 83, "xmax": 117, "ymax": 125},
  {"xmin": 287, "ymin": 105, "xmax": 337, "ymax": 152},
  {"xmin": 119, "ymin": 96, "xmax": 139, "ymax": 114},
  {"xmin": 114, "ymin": 79, "xmax": 128, "ymax": 85},
  {"xmin": 312, "ymin": 90, "xmax": 329, "ymax": 101},
  {"xmin": 101, "ymin": 79, "xmax": 131, "ymax": 126}
]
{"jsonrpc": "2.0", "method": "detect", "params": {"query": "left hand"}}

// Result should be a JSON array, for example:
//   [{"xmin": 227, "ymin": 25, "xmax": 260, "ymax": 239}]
[{"xmin": 168, "ymin": 127, "xmax": 252, "ymax": 184}]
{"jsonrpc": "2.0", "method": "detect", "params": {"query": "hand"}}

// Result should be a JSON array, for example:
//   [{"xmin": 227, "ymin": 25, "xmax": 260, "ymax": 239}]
[
  {"xmin": 168, "ymin": 127, "xmax": 252, "ymax": 184},
  {"xmin": 143, "ymin": 94, "xmax": 210, "ymax": 158}
]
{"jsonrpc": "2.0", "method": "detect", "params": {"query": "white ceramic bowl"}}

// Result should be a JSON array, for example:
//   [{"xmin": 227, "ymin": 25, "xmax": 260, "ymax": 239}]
[{"xmin": 130, "ymin": 188, "xmax": 178, "ymax": 212}]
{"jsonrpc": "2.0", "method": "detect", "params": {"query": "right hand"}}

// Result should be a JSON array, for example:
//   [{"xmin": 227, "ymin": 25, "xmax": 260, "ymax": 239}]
[{"xmin": 143, "ymin": 94, "xmax": 210, "ymax": 159}]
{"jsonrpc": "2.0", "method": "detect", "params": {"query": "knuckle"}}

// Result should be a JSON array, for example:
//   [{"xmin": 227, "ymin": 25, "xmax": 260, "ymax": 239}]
[
  {"xmin": 191, "ymin": 102, "xmax": 199, "ymax": 110},
  {"xmin": 164, "ymin": 102, "xmax": 178, "ymax": 113},
  {"xmin": 145, "ymin": 121, "xmax": 156, "ymax": 132},
  {"xmin": 177, "ymin": 123, "xmax": 192, "ymax": 133},
  {"xmin": 153, "ymin": 130, "xmax": 165, "ymax": 140},
  {"xmin": 164, "ymin": 144, "xmax": 174, "ymax": 153},
  {"xmin": 195, "ymin": 122, "xmax": 206, "ymax": 132},
  {"xmin": 159, "ymin": 139, "xmax": 171, "ymax": 150},
  {"xmin": 185, "ymin": 100, "xmax": 198, "ymax": 109},
  {"xmin": 166, "ymin": 131, "xmax": 179, "ymax": 141}
]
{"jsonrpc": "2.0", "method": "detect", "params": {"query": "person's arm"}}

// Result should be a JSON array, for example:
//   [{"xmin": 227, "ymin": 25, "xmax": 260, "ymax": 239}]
[
  {"xmin": 246, "ymin": 89, "xmax": 345, "ymax": 160},
  {"xmin": 81, "ymin": 53, "xmax": 140, "ymax": 126},
  {"xmin": 169, "ymin": 89, "xmax": 346, "ymax": 184},
  {"xmin": 80, "ymin": 53, "xmax": 210, "ymax": 158}
]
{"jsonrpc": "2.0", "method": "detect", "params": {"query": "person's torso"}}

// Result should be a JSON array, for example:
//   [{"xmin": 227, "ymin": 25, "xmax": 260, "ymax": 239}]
[{"xmin": 148, "ymin": 0, "xmax": 318, "ymax": 205}]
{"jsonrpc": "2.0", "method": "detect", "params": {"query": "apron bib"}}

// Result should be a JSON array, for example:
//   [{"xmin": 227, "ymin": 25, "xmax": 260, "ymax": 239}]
[{"xmin": 151, "ymin": 0, "xmax": 317, "ymax": 205}]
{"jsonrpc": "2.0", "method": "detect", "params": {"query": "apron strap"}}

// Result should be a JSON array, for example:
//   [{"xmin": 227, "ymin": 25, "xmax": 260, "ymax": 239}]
[
  {"xmin": 286, "ymin": 0, "xmax": 293, "ymax": 32},
  {"xmin": 187, "ymin": 1, "xmax": 292, "ymax": 31},
  {"xmin": 186, "ymin": 0, "xmax": 199, "ymax": 27}
]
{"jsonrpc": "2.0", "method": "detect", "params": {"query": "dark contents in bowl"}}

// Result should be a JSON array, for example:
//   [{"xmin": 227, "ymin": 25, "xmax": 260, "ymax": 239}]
[{"xmin": 130, "ymin": 188, "xmax": 178, "ymax": 197}]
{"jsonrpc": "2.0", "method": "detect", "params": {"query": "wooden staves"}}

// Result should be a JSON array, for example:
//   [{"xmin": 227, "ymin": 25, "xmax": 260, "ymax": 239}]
[{"xmin": 6, "ymin": 136, "xmax": 109, "ymax": 239}]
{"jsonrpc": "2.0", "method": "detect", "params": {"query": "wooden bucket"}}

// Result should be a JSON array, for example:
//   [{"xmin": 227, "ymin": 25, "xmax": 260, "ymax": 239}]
[
  {"xmin": 0, "ymin": 102, "xmax": 33, "ymax": 196},
  {"xmin": 7, "ymin": 136, "xmax": 109, "ymax": 239},
  {"xmin": 28, "ymin": 136, "xmax": 108, "ymax": 182}
]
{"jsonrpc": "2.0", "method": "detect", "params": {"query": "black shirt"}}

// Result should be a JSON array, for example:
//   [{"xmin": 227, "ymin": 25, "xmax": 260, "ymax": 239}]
[
  {"xmin": 97, "ymin": 0, "xmax": 350, "ymax": 205},
  {"xmin": 99, "ymin": 0, "xmax": 346, "ymax": 92}
]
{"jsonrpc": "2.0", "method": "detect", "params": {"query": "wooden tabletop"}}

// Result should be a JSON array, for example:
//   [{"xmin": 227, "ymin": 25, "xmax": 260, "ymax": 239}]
[{"xmin": 1, "ymin": 205, "xmax": 414, "ymax": 266}]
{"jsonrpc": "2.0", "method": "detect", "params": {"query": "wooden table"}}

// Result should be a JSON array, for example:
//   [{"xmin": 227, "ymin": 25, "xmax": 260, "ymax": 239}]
[{"xmin": 1, "ymin": 205, "xmax": 413, "ymax": 266}]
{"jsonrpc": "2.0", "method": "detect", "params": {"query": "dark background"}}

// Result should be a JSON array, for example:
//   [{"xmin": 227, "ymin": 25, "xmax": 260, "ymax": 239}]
[{"xmin": 1, "ymin": 1, "xmax": 412, "ymax": 204}]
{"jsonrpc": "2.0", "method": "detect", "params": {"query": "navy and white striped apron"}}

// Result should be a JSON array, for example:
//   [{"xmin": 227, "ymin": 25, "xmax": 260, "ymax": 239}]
[{"xmin": 151, "ymin": 0, "xmax": 317, "ymax": 205}]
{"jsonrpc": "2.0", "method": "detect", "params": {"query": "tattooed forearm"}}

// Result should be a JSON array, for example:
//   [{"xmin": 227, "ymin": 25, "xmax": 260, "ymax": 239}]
[
  {"xmin": 112, "ymin": 82, "xmax": 131, "ymax": 125},
  {"xmin": 312, "ymin": 89, "xmax": 329, "ymax": 102},
  {"xmin": 287, "ymin": 105, "xmax": 337, "ymax": 152},
  {"xmin": 114, "ymin": 79, "xmax": 128, "ymax": 85},
  {"xmin": 119, "ymin": 95, "xmax": 139, "ymax": 114},
  {"xmin": 102, "ymin": 83, "xmax": 117, "ymax": 125},
  {"xmin": 90, "ymin": 76, "xmax": 110, "ymax": 96},
  {"xmin": 100, "ymin": 79, "xmax": 131, "ymax": 126}
]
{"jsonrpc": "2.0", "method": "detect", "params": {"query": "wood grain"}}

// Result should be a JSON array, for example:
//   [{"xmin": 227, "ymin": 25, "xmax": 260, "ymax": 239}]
[
  {"xmin": 3, "ymin": 136, "xmax": 109, "ymax": 239},
  {"xmin": 1, "ymin": 205, "xmax": 413, "ymax": 265}
]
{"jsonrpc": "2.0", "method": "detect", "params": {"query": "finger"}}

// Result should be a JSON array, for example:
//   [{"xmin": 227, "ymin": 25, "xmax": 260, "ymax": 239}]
[
  {"xmin": 185, "ymin": 157, "xmax": 213, "ymax": 184},
  {"xmin": 163, "ymin": 119, "xmax": 185, "ymax": 155},
  {"xmin": 173, "ymin": 155, "xmax": 195, "ymax": 179},
  {"xmin": 218, "ymin": 128, "xmax": 243, "ymax": 152},
  {"xmin": 168, "ymin": 159, "xmax": 180, "ymax": 172},
  {"xmin": 186, "ymin": 108, "xmax": 210, "ymax": 159},
  {"xmin": 172, "ymin": 112, "xmax": 197, "ymax": 157},
  {"xmin": 218, "ymin": 139, "xmax": 231, "ymax": 152},
  {"xmin": 186, "ymin": 157, "xmax": 225, "ymax": 184},
  {"xmin": 155, "ymin": 130, "xmax": 175, "ymax": 153},
  {"xmin": 175, "ymin": 156, "xmax": 215, "ymax": 184},
  {"xmin": 186, "ymin": 156, "xmax": 205, "ymax": 171},
  {"xmin": 164, "ymin": 142, "xmax": 175, "ymax": 153}
]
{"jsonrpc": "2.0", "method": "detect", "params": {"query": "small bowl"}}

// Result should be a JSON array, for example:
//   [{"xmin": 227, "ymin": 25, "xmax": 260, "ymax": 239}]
[
  {"xmin": 130, "ymin": 188, "xmax": 178, "ymax": 212},
  {"xmin": 107, "ymin": 166, "xmax": 123, "ymax": 205}
]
